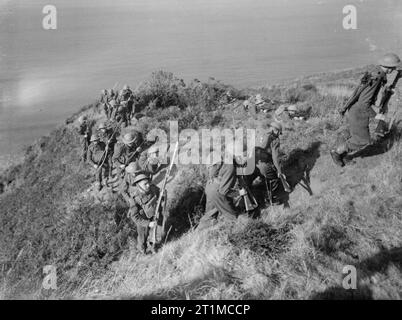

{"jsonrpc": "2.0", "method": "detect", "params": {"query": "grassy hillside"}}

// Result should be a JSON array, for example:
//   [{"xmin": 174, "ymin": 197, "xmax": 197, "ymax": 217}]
[{"xmin": 0, "ymin": 69, "xmax": 401, "ymax": 299}]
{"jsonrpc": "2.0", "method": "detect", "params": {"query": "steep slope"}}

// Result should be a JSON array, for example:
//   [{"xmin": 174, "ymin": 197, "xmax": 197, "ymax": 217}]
[{"xmin": 1, "ymin": 69, "xmax": 401, "ymax": 299}]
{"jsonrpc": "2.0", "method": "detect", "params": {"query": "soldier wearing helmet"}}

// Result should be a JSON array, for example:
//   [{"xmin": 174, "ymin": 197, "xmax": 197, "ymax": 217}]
[
  {"xmin": 88, "ymin": 133, "xmax": 109, "ymax": 191},
  {"xmin": 77, "ymin": 115, "xmax": 92, "ymax": 162},
  {"xmin": 127, "ymin": 173, "xmax": 166, "ymax": 254},
  {"xmin": 246, "ymin": 121, "xmax": 288, "ymax": 206},
  {"xmin": 331, "ymin": 53, "xmax": 401, "ymax": 167},
  {"xmin": 99, "ymin": 89, "xmax": 108, "ymax": 116}
]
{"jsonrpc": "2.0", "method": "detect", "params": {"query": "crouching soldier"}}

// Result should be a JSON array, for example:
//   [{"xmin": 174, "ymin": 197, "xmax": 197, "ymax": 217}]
[
  {"xmin": 331, "ymin": 53, "xmax": 400, "ymax": 166},
  {"xmin": 197, "ymin": 151, "xmax": 239, "ymax": 231},
  {"xmin": 127, "ymin": 173, "xmax": 166, "ymax": 254},
  {"xmin": 77, "ymin": 115, "xmax": 92, "ymax": 162},
  {"xmin": 248, "ymin": 121, "xmax": 290, "ymax": 206},
  {"xmin": 88, "ymin": 133, "xmax": 109, "ymax": 191}
]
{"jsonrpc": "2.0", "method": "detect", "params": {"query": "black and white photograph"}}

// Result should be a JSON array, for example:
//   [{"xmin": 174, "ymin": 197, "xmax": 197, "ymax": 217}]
[{"xmin": 0, "ymin": 0, "xmax": 401, "ymax": 306}]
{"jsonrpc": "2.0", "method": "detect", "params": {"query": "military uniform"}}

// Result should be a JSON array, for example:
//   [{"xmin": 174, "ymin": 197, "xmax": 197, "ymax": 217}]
[
  {"xmin": 346, "ymin": 66, "xmax": 387, "ymax": 150},
  {"xmin": 78, "ymin": 121, "xmax": 91, "ymax": 162},
  {"xmin": 198, "ymin": 162, "xmax": 238, "ymax": 230},
  {"xmin": 128, "ymin": 184, "xmax": 164, "ymax": 252},
  {"xmin": 88, "ymin": 141, "xmax": 108, "ymax": 189}
]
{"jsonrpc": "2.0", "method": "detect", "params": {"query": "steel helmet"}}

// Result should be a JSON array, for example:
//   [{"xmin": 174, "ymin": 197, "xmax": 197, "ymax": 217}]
[
  {"xmin": 287, "ymin": 105, "xmax": 297, "ymax": 112},
  {"xmin": 269, "ymin": 121, "xmax": 283, "ymax": 134},
  {"xmin": 90, "ymin": 133, "xmax": 100, "ymax": 142},
  {"xmin": 378, "ymin": 53, "xmax": 401, "ymax": 68},
  {"xmin": 122, "ymin": 131, "xmax": 142, "ymax": 145},
  {"xmin": 132, "ymin": 173, "xmax": 150, "ymax": 185},
  {"xmin": 123, "ymin": 85, "xmax": 130, "ymax": 90},
  {"xmin": 125, "ymin": 162, "xmax": 140, "ymax": 175}
]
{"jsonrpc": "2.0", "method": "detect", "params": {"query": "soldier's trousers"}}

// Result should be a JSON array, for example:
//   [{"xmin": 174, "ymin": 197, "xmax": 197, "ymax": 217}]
[
  {"xmin": 198, "ymin": 181, "xmax": 237, "ymax": 230},
  {"xmin": 136, "ymin": 224, "xmax": 150, "ymax": 252},
  {"xmin": 346, "ymin": 103, "xmax": 376, "ymax": 151}
]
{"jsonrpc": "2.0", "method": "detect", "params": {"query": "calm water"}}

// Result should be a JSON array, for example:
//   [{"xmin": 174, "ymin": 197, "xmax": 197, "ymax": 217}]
[{"xmin": 0, "ymin": 0, "xmax": 401, "ymax": 164}]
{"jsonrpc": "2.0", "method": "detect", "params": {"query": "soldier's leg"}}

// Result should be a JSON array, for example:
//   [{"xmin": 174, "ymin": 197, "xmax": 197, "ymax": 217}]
[{"xmin": 136, "ymin": 224, "xmax": 148, "ymax": 253}]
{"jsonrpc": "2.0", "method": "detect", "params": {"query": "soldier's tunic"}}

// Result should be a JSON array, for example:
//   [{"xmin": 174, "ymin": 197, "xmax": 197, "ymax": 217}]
[
  {"xmin": 346, "ymin": 66, "xmax": 387, "ymax": 150},
  {"xmin": 109, "ymin": 142, "xmax": 139, "ymax": 192},
  {"xmin": 78, "ymin": 121, "xmax": 91, "ymax": 162},
  {"xmin": 128, "ymin": 184, "xmax": 163, "ymax": 252},
  {"xmin": 198, "ymin": 162, "xmax": 238, "ymax": 230},
  {"xmin": 87, "ymin": 141, "xmax": 108, "ymax": 187}
]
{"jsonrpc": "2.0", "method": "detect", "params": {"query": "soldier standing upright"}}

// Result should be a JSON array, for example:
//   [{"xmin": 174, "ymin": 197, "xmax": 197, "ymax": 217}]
[{"xmin": 331, "ymin": 53, "xmax": 401, "ymax": 166}]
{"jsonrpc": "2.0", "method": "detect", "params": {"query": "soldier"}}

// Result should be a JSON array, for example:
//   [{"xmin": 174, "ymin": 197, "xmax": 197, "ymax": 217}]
[
  {"xmin": 77, "ymin": 115, "xmax": 91, "ymax": 162},
  {"xmin": 127, "ymin": 173, "xmax": 166, "ymax": 254},
  {"xmin": 99, "ymin": 89, "xmax": 108, "ymax": 116},
  {"xmin": 87, "ymin": 133, "xmax": 109, "ymax": 191},
  {"xmin": 121, "ymin": 85, "xmax": 133, "ymax": 101},
  {"xmin": 98, "ymin": 121, "xmax": 118, "ymax": 177},
  {"xmin": 331, "ymin": 53, "xmax": 401, "ymax": 166},
  {"xmin": 248, "ymin": 121, "xmax": 289, "ymax": 206},
  {"xmin": 275, "ymin": 104, "xmax": 307, "ymax": 121},
  {"xmin": 197, "ymin": 150, "xmax": 240, "ymax": 230},
  {"xmin": 112, "ymin": 103, "xmax": 128, "ymax": 127}
]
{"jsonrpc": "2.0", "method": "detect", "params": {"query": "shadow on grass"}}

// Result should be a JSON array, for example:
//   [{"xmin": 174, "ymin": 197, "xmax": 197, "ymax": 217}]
[{"xmin": 310, "ymin": 246, "xmax": 402, "ymax": 300}]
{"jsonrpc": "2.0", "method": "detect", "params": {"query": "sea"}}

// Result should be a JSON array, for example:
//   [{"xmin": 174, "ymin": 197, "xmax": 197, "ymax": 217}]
[{"xmin": 0, "ymin": 0, "xmax": 401, "ymax": 168}]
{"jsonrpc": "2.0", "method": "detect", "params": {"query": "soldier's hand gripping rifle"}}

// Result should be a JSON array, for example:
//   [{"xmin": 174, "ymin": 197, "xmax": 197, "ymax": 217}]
[
  {"xmin": 149, "ymin": 141, "xmax": 179, "ymax": 250},
  {"xmin": 375, "ymin": 68, "xmax": 402, "ymax": 137}
]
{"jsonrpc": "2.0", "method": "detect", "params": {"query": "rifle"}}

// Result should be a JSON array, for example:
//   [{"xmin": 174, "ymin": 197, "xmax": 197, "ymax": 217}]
[
  {"xmin": 339, "ymin": 72, "xmax": 371, "ymax": 116},
  {"xmin": 149, "ymin": 141, "xmax": 179, "ymax": 250},
  {"xmin": 375, "ymin": 69, "xmax": 401, "ymax": 136}
]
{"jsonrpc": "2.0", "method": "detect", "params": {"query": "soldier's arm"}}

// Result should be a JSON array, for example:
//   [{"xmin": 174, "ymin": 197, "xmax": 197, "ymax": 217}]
[
  {"xmin": 128, "ymin": 204, "xmax": 150, "ymax": 227},
  {"xmin": 359, "ymin": 70, "xmax": 387, "ymax": 107}
]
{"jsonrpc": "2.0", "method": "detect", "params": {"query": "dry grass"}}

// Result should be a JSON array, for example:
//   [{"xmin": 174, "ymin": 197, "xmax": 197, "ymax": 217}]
[{"xmin": 1, "ymin": 67, "xmax": 402, "ymax": 299}]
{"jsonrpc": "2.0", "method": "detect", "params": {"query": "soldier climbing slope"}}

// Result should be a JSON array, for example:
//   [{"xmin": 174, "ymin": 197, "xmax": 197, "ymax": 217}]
[
  {"xmin": 99, "ymin": 89, "xmax": 108, "ymax": 116},
  {"xmin": 77, "ymin": 115, "xmax": 92, "ymax": 163},
  {"xmin": 331, "ymin": 53, "xmax": 401, "ymax": 167},
  {"xmin": 97, "ymin": 121, "xmax": 119, "ymax": 178},
  {"xmin": 247, "ymin": 121, "xmax": 291, "ymax": 207},
  {"xmin": 127, "ymin": 173, "xmax": 166, "ymax": 254},
  {"xmin": 87, "ymin": 133, "xmax": 109, "ymax": 191},
  {"xmin": 109, "ymin": 131, "xmax": 144, "ymax": 193}
]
